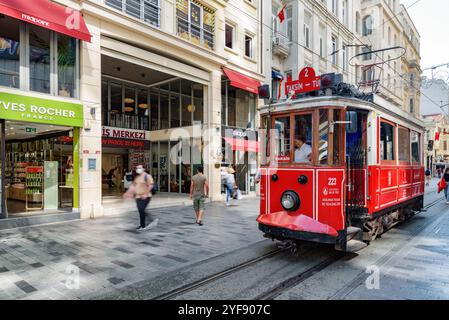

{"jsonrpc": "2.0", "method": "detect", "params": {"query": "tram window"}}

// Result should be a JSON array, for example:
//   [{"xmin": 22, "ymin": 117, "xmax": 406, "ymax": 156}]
[
  {"xmin": 294, "ymin": 114, "xmax": 313, "ymax": 163},
  {"xmin": 380, "ymin": 122, "xmax": 395, "ymax": 161},
  {"xmin": 318, "ymin": 110, "xmax": 329, "ymax": 164},
  {"xmin": 333, "ymin": 110, "xmax": 342, "ymax": 165},
  {"xmin": 398, "ymin": 127, "xmax": 410, "ymax": 162},
  {"xmin": 274, "ymin": 116, "xmax": 291, "ymax": 158},
  {"xmin": 411, "ymin": 131, "xmax": 420, "ymax": 163}
]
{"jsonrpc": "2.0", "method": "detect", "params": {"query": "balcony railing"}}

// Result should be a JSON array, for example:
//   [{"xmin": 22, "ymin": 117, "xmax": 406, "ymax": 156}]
[
  {"xmin": 106, "ymin": 111, "xmax": 149, "ymax": 131},
  {"xmin": 105, "ymin": 0, "xmax": 160, "ymax": 27},
  {"xmin": 272, "ymin": 33, "xmax": 289, "ymax": 58}
]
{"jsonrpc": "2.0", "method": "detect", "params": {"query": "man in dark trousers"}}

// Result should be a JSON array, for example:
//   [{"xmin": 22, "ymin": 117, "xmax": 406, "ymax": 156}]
[{"xmin": 190, "ymin": 166, "xmax": 209, "ymax": 226}]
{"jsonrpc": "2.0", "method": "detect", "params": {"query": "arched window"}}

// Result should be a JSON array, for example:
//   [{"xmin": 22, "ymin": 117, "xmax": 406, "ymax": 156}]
[{"xmin": 362, "ymin": 15, "xmax": 373, "ymax": 36}]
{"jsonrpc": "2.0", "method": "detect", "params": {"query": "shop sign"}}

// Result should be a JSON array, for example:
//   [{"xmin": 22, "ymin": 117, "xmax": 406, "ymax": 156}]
[
  {"xmin": 102, "ymin": 137, "xmax": 150, "ymax": 149},
  {"xmin": 222, "ymin": 126, "xmax": 258, "ymax": 141},
  {"xmin": 26, "ymin": 127, "xmax": 37, "ymax": 133},
  {"xmin": 285, "ymin": 67, "xmax": 321, "ymax": 95},
  {"xmin": 102, "ymin": 126, "xmax": 150, "ymax": 141},
  {"xmin": 0, "ymin": 92, "xmax": 83, "ymax": 127}
]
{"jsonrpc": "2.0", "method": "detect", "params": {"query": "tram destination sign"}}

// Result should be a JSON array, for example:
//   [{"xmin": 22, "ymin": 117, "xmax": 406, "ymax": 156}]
[
  {"xmin": 285, "ymin": 67, "xmax": 321, "ymax": 95},
  {"xmin": 0, "ymin": 92, "xmax": 83, "ymax": 127}
]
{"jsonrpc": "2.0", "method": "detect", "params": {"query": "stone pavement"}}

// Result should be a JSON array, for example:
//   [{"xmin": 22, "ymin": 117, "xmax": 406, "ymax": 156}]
[
  {"xmin": 276, "ymin": 178, "xmax": 449, "ymax": 300},
  {"xmin": 0, "ymin": 198, "xmax": 261, "ymax": 300}
]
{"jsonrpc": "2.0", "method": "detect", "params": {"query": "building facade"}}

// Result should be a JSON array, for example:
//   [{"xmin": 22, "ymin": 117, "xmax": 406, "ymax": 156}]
[
  {"xmin": 0, "ymin": 0, "xmax": 264, "ymax": 222},
  {"xmin": 264, "ymin": 0, "xmax": 358, "ymax": 101},
  {"xmin": 355, "ymin": 0, "xmax": 421, "ymax": 117}
]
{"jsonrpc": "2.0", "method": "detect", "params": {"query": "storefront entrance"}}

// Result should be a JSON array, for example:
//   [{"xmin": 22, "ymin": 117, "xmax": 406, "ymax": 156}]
[{"xmin": 0, "ymin": 121, "xmax": 75, "ymax": 217}]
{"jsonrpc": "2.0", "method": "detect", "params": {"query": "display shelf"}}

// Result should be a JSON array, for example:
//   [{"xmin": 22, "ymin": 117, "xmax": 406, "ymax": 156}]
[{"xmin": 25, "ymin": 166, "xmax": 44, "ymax": 210}]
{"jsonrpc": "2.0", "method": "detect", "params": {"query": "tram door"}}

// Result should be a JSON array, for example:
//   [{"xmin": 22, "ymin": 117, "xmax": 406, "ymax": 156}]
[{"xmin": 346, "ymin": 111, "xmax": 368, "ymax": 222}]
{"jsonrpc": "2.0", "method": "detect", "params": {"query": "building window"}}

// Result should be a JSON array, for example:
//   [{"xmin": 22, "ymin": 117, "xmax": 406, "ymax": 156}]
[
  {"xmin": 225, "ymin": 23, "xmax": 234, "ymax": 49},
  {"xmin": 0, "ymin": 16, "xmax": 20, "ymax": 89},
  {"xmin": 410, "ymin": 98, "xmax": 414, "ymax": 113},
  {"xmin": 331, "ymin": 36, "xmax": 337, "ymax": 65},
  {"xmin": 332, "ymin": 0, "xmax": 338, "ymax": 16},
  {"xmin": 245, "ymin": 34, "xmax": 253, "ymax": 58},
  {"xmin": 103, "ymin": 77, "xmax": 203, "ymax": 131},
  {"xmin": 105, "ymin": 0, "xmax": 161, "ymax": 27},
  {"xmin": 380, "ymin": 121, "xmax": 395, "ymax": 161},
  {"xmin": 0, "ymin": 18, "xmax": 79, "ymax": 97},
  {"xmin": 286, "ymin": 7, "xmax": 293, "ymax": 41},
  {"xmin": 57, "ymin": 34, "xmax": 77, "ymax": 98},
  {"xmin": 29, "ymin": 24, "xmax": 51, "ymax": 94},
  {"xmin": 342, "ymin": 0, "xmax": 348, "ymax": 26},
  {"xmin": 319, "ymin": 37, "xmax": 324, "ymax": 57},
  {"xmin": 176, "ymin": 0, "xmax": 215, "ymax": 50},
  {"xmin": 362, "ymin": 46, "xmax": 372, "ymax": 60},
  {"xmin": 304, "ymin": 23, "xmax": 310, "ymax": 48},
  {"xmin": 343, "ymin": 44, "xmax": 348, "ymax": 71},
  {"xmin": 362, "ymin": 15, "xmax": 373, "ymax": 36}
]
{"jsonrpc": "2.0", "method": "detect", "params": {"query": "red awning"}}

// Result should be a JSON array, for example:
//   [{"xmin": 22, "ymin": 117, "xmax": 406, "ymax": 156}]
[
  {"xmin": 0, "ymin": 0, "xmax": 91, "ymax": 42},
  {"xmin": 224, "ymin": 137, "xmax": 259, "ymax": 153},
  {"xmin": 223, "ymin": 67, "xmax": 261, "ymax": 95}
]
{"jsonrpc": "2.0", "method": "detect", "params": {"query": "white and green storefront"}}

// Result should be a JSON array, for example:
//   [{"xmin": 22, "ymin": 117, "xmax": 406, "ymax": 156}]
[{"xmin": 0, "ymin": 91, "xmax": 84, "ymax": 220}]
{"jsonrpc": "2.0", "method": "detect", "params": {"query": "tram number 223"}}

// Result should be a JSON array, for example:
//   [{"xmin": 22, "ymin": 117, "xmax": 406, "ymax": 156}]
[{"xmin": 328, "ymin": 177, "xmax": 337, "ymax": 186}]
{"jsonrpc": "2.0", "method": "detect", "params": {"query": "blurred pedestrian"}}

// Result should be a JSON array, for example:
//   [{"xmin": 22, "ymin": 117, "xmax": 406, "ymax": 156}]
[
  {"xmin": 443, "ymin": 168, "xmax": 449, "ymax": 204},
  {"xmin": 425, "ymin": 168, "xmax": 431, "ymax": 186},
  {"xmin": 124, "ymin": 165, "xmax": 158, "ymax": 231},
  {"xmin": 223, "ymin": 167, "xmax": 236, "ymax": 206},
  {"xmin": 190, "ymin": 166, "xmax": 209, "ymax": 226}
]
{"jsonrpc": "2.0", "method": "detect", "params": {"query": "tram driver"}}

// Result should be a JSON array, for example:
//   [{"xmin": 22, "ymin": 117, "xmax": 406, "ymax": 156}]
[{"xmin": 294, "ymin": 136, "xmax": 312, "ymax": 163}]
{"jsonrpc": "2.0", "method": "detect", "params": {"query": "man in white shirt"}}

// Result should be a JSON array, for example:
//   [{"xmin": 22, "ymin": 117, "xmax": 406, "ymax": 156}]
[{"xmin": 294, "ymin": 137, "xmax": 312, "ymax": 163}]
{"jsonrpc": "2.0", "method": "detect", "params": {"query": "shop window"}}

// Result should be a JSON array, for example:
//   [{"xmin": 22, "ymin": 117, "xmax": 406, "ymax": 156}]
[
  {"xmin": 170, "ymin": 80, "xmax": 181, "ymax": 128},
  {"xmin": 137, "ymin": 89, "xmax": 149, "ymax": 129},
  {"xmin": 29, "ymin": 25, "xmax": 51, "ymax": 94},
  {"xmin": 398, "ymin": 127, "xmax": 410, "ymax": 162},
  {"xmin": 150, "ymin": 87, "xmax": 159, "ymax": 130},
  {"xmin": 176, "ymin": 0, "xmax": 215, "ymax": 50},
  {"xmin": 274, "ymin": 116, "xmax": 290, "ymax": 158},
  {"xmin": 411, "ymin": 131, "xmax": 420, "ymax": 163},
  {"xmin": 102, "ymin": 80, "xmax": 109, "ymax": 125},
  {"xmin": 105, "ymin": 0, "xmax": 161, "ymax": 27},
  {"xmin": 294, "ymin": 114, "xmax": 313, "ymax": 164},
  {"xmin": 109, "ymin": 82, "xmax": 123, "ymax": 127},
  {"xmin": 181, "ymin": 79, "xmax": 192, "ymax": 127},
  {"xmin": 192, "ymin": 83, "xmax": 203, "ymax": 123},
  {"xmin": 160, "ymin": 84, "xmax": 170, "ymax": 129},
  {"xmin": 380, "ymin": 121, "xmax": 395, "ymax": 161},
  {"xmin": 0, "ymin": 16, "xmax": 20, "ymax": 89}
]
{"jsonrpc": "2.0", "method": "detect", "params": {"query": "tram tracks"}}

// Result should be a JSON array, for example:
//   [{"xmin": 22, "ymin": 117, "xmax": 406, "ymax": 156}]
[{"xmin": 154, "ymin": 197, "xmax": 444, "ymax": 300}]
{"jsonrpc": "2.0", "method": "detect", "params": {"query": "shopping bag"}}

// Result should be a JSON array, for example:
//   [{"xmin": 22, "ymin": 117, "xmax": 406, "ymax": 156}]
[
  {"xmin": 123, "ymin": 184, "xmax": 136, "ymax": 199},
  {"xmin": 236, "ymin": 189, "xmax": 243, "ymax": 200},
  {"xmin": 437, "ymin": 178, "xmax": 447, "ymax": 194}
]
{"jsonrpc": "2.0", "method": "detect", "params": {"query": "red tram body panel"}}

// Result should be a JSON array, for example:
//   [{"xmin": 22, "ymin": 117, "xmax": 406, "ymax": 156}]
[{"xmin": 257, "ymin": 87, "xmax": 425, "ymax": 250}]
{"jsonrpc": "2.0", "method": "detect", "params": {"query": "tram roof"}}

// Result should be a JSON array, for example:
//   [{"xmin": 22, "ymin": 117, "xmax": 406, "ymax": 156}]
[{"xmin": 260, "ymin": 94, "xmax": 425, "ymax": 131}]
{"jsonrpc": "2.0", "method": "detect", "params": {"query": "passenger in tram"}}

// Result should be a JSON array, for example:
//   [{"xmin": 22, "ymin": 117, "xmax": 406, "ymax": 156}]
[{"xmin": 294, "ymin": 136, "xmax": 312, "ymax": 163}]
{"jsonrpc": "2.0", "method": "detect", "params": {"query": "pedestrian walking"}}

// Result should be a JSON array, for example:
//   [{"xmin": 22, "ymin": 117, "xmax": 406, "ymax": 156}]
[
  {"xmin": 442, "ymin": 168, "xmax": 449, "ymax": 204},
  {"xmin": 123, "ymin": 165, "xmax": 158, "ymax": 231},
  {"xmin": 223, "ymin": 167, "xmax": 236, "ymax": 206},
  {"xmin": 190, "ymin": 166, "xmax": 209, "ymax": 226},
  {"xmin": 425, "ymin": 168, "xmax": 431, "ymax": 186}
]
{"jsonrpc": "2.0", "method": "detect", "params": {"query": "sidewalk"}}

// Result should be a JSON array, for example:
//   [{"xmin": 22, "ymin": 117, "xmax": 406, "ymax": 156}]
[{"xmin": 0, "ymin": 198, "xmax": 261, "ymax": 300}]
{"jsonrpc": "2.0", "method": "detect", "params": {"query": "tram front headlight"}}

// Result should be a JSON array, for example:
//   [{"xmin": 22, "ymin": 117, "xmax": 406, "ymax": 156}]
[{"xmin": 281, "ymin": 191, "xmax": 300, "ymax": 211}]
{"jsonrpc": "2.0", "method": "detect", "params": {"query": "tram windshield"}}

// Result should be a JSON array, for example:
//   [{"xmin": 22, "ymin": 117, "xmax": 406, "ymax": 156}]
[{"xmin": 261, "ymin": 108, "xmax": 344, "ymax": 166}]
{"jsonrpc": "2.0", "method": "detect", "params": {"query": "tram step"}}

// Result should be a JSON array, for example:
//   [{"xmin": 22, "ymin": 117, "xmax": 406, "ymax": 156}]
[{"xmin": 347, "ymin": 226, "xmax": 362, "ymax": 235}]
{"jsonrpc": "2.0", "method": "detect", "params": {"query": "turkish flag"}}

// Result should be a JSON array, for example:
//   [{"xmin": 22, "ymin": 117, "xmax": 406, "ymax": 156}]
[
  {"xmin": 277, "ymin": 4, "xmax": 287, "ymax": 23},
  {"xmin": 435, "ymin": 132, "xmax": 441, "ymax": 141}
]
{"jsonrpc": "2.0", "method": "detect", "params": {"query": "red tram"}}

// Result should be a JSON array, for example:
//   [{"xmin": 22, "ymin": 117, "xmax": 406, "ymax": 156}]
[{"xmin": 257, "ymin": 69, "xmax": 425, "ymax": 251}]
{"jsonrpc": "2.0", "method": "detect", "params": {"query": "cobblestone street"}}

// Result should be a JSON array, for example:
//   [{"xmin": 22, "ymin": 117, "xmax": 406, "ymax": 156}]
[{"xmin": 0, "ymin": 199, "xmax": 261, "ymax": 299}]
